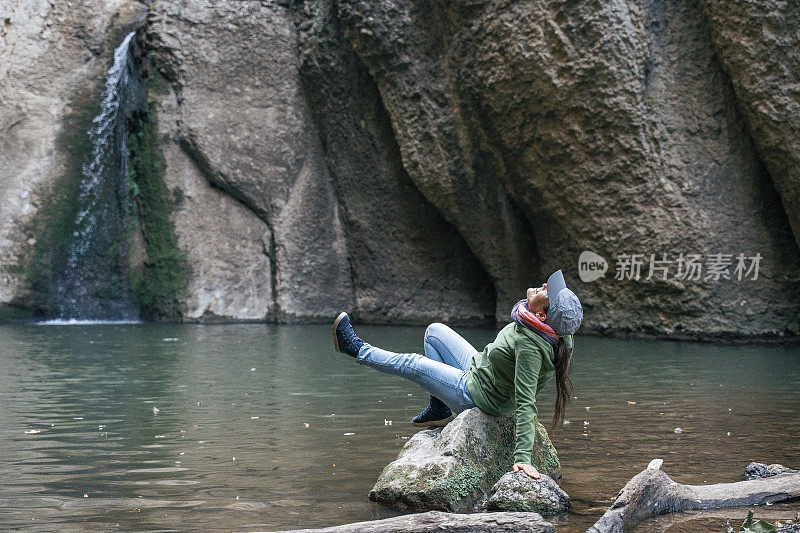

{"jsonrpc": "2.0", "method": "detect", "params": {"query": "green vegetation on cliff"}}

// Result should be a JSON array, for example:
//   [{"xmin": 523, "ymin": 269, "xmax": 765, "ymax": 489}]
[{"xmin": 127, "ymin": 97, "xmax": 189, "ymax": 320}]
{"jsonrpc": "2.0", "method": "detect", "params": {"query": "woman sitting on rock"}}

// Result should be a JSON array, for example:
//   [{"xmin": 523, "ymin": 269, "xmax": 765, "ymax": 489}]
[{"xmin": 333, "ymin": 270, "xmax": 583, "ymax": 479}]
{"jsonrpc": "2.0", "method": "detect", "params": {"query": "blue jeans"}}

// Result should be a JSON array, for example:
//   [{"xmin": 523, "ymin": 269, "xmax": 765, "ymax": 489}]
[{"xmin": 356, "ymin": 322, "xmax": 477, "ymax": 414}]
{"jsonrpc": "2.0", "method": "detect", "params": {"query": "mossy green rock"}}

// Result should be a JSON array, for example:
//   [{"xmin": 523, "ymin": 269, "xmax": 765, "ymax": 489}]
[{"xmin": 369, "ymin": 408, "xmax": 560, "ymax": 512}]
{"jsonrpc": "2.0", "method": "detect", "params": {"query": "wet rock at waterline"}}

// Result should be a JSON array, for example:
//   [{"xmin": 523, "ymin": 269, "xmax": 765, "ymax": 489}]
[
  {"xmin": 487, "ymin": 472, "xmax": 570, "ymax": 515},
  {"xmin": 746, "ymin": 462, "xmax": 799, "ymax": 480},
  {"xmin": 369, "ymin": 408, "xmax": 560, "ymax": 512}
]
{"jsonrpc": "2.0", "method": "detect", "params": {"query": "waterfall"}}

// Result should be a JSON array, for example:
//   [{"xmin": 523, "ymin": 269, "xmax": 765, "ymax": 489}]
[{"xmin": 50, "ymin": 31, "xmax": 141, "ymax": 323}]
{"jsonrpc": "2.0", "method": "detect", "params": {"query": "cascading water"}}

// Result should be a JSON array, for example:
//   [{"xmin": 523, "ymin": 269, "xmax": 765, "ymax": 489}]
[{"xmin": 49, "ymin": 31, "xmax": 142, "ymax": 323}]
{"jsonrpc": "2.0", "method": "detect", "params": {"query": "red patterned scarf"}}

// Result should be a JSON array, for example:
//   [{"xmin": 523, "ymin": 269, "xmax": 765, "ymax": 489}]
[{"xmin": 511, "ymin": 299, "xmax": 560, "ymax": 347}]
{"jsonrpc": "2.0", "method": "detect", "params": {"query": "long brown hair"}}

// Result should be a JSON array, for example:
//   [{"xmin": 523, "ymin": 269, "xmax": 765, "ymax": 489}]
[{"xmin": 552, "ymin": 336, "xmax": 574, "ymax": 430}]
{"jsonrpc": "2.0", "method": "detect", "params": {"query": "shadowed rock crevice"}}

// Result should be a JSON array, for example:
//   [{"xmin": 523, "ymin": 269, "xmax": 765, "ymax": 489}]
[
  {"xmin": 295, "ymin": 1, "xmax": 496, "ymax": 325},
  {"xmin": 699, "ymin": 0, "xmax": 800, "ymax": 249}
]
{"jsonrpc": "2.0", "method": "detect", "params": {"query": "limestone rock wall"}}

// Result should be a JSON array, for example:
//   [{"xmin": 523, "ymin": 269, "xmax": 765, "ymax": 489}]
[
  {"xmin": 1, "ymin": 0, "xmax": 799, "ymax": 338},
  {"xmin": 293, "ymin": 0, "xmax": 800, "ymax": 338},
  {"xmin": 143, "ymin": 0, "xmax": 495, "ymax": 324}
]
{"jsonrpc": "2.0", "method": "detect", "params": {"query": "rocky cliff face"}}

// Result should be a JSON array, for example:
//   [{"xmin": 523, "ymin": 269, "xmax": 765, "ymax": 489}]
[
  {"xmin": 1, "ymin": 0, "xmax": 798, "ymax": 338},
  {"xmin": 294, "ymin": 0, "xmax": 800, "ymax": 338}
]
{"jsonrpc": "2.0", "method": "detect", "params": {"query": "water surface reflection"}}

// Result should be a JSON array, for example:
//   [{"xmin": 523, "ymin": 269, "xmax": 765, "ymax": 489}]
[{"xmin": 0, "ymin": 324, "xmax": 797, "ymax": 531}]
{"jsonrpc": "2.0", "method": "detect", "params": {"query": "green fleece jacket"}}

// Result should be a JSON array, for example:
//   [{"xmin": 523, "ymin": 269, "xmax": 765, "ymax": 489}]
[{"xmin": 466, "ymin": 322, "xmax": 573, "ymax": 465}]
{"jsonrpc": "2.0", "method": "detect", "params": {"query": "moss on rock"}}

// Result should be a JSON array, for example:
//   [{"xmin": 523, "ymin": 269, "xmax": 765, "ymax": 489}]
[
  {"xmin": 369, "ymin": 408, "xmax": 561, "ymax": 512},
  {"xmin": 126, "ymin": 96, "xmax": 189, "ymax": 320}
]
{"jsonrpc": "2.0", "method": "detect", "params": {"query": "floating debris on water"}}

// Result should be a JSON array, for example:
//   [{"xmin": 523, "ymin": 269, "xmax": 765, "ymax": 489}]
[
  {"xmin": 302, "ymin": 423, "xmax": 310, "ymax": 428},
  {"xmin": 73, "ymin": 417, "xmax": 84, "ymax": 420},
  {"xmin": 562, "ymin": 420, "xmax": 571, "ymax": 426},
  {"xmin": 384, "ymin": 419, "xmax": 392, "ymax": 426},
  {"xmin": 627, "ymin": 401, "xmax": 636, "ymax": 405},
  {"xmin": 162, "ymin": 338, "xmax": 179, "ymax": 342},
  {"xmin": 674, "ymin": 427, "xmax": 683, "ymax": 434},
  {"xmin": 585, "ymin": 406, "xmax": 591, "ymax": 411},
  {"xmin": 155, "ymin": 434, "xmax": 166, "ymax": 439},
  {"xmin": 250, "ymin": 416, "xmax": 259, "ymax": 420},
  {"xmin": 152, "ymin": 407, "xmax": 160, "ymax": 415},
  {"xmin": 24, "ymin": 429, "xmax": 41, "ymax": 434},
  {"xmin": 343, "ymin": 432, "xmax": 355, "ymax": 436},
  {"xmin": 250, "ymin": 368, "xmax": 256, "ymax": 372}
]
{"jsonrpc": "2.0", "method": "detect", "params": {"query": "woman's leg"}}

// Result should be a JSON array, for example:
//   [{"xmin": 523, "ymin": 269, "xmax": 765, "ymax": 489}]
[
  {"xmin": 356, "ymin": 343, "xmax": 475, "ymax": 414},
  {"xmin": 423, "ymin": 322, "xmax": 478, "ymax": 371}
]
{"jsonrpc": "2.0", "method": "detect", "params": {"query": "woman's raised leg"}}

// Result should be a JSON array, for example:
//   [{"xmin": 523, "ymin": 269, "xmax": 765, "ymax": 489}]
[
  {"xmin": 332, "ymin": 313, "xmax": 475, "ymax": 419},
  {"xmin": 423, "ymin": 322, "xmax": 478, "ymax": 371},
  {"xmin": 355, "ymin": 343, "xmax": 474, "ymax": 414}
]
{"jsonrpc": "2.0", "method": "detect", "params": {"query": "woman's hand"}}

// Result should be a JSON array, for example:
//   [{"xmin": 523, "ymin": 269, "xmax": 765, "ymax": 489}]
[{"xmin": 512, "ymin": 462, "xmax": 541, "ymax": 479}]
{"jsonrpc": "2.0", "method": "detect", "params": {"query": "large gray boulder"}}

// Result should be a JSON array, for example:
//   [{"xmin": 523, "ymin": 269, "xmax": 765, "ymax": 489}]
[
  {"xmin": 369, "ymin": 408, "xmax": 561, "ymax": 513},
  {"xmin": 487, "ymin": 472, "xmax": 570, "ymax": 515}
]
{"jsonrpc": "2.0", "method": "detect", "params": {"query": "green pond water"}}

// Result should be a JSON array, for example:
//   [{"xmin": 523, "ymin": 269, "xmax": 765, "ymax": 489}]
[{"xmin": 0, "ymin": 323, "xmax": 798, "ymax": 532}]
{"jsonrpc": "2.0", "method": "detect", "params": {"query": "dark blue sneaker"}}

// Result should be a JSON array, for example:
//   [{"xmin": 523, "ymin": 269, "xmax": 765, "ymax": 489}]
[
  {"xmin": 333, "ymin": 312, "xmax": 364, "ymax": 358},
  {"xmin": 412, "ymin": 395, "xmax": 454, "ymax": 427}
]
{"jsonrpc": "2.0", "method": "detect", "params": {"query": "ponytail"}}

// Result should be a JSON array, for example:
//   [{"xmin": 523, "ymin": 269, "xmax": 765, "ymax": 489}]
[{"xmin": 552, "ymin": 337, "xmax": 574, "ymax": 430}]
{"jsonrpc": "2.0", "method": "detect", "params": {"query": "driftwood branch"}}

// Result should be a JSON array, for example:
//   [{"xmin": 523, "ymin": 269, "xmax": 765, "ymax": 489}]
[
  {"xmin": 271, "ymin": 510, "xmax": 554, "ymax": 533},
  {"xmin": 588, "ymin": 459, "xmax": 800, "ymax": 533}
]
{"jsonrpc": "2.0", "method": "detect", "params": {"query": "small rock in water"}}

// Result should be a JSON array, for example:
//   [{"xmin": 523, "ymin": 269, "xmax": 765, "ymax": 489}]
[
  {"xmin": 674, "ymin": 427, "xmax": 683, "ymax": 434},
  {"xmin": 487, "ymin": 471, "xmax": 570, "ymax": 515}
]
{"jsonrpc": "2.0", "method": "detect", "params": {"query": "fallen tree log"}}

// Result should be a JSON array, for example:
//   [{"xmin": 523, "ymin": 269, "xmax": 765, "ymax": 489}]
[
  {"xmin": 629, "ymin": 507, "xmax": 800, "ymax": 532},
  {"xmin": 587, "ymin": 459, "xmax": 800, "ymax": 533},
  {"xmin": 270, "ymin": 510, "xmax": 554, "ymax": 533}
]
